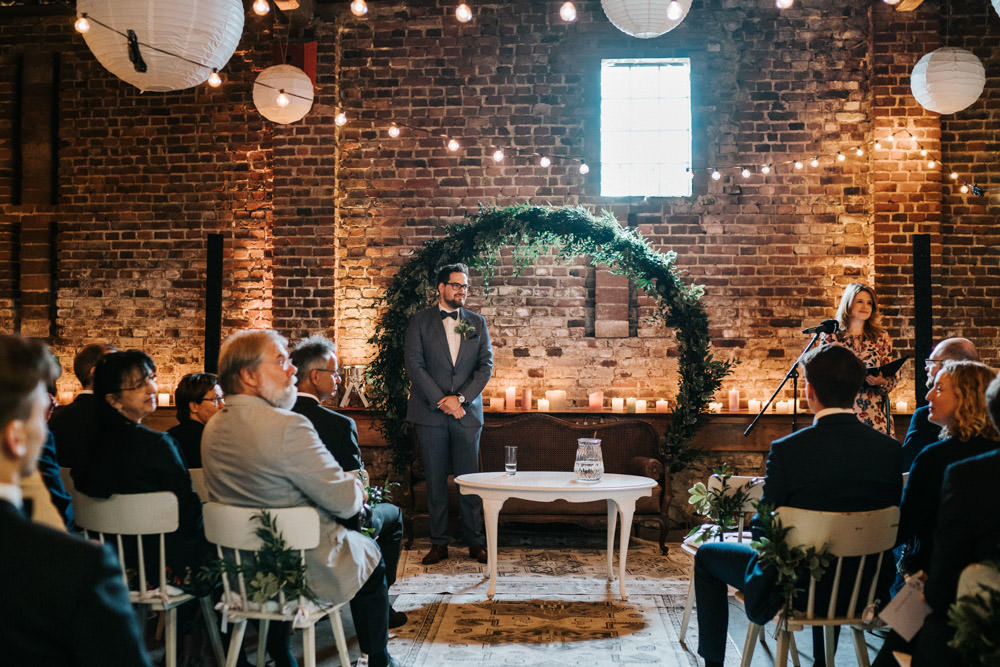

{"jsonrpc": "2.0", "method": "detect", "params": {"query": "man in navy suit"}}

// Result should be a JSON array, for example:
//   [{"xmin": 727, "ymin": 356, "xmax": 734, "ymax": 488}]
[
  {"xmin": 50, "ymin": 341, "xmax": 116, "ymax": 467},
  {"xmin": 693, "ymin": 344, "xmax": 902, "ymax": 667},
  {"xmin": 901, "ymin": 337, "xmax": 977, "ymax": 471},
  {"xmin": 290, "ymin": 334, "xmax": 407, "ymax": 628},
  {"xmin": 0, "ymin": 334, "xmax": 150, "ymax": 667},
  {"xmin": 404, "ymin": 263, "xmax": 493, "ymax": 565}
]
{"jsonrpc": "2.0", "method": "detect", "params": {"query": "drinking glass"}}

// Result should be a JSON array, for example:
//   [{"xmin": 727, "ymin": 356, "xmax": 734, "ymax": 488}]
[{"xmin": 505, "ymin": 445, "xmax": 517, "ymax": 475}]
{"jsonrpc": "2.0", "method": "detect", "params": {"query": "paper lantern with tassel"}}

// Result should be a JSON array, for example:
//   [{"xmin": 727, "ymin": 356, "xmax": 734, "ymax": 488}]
[
  {"xmin": 76, "ymin": 0, "xmax": 243, "ymax": 92},
  {"xmin": 253, "ymin": 65, "xmax": 314, "ymax": 124},
  {"xmin": 600, "ymin": 0, "xmax": 693, "ymax": 39},
  {"xmin": 910, "ymin": 47, "xmax": 985, "ymax": 115}
]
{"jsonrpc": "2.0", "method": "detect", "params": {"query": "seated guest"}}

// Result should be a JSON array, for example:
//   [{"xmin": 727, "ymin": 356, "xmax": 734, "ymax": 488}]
[
  {"xmin": 694, "ymin": 344, "xmax": 901, "ymax": 667},
  {"xmin": 71, "ymin": 350, "xmax": 210, "ymax": 590},
  {"xmin": 0, "ymin": 334, "xmax": 151, "ymax": 667},
  {"xmin": 290, "ymin": 335, "xmax": 407, "ymax": 628},
  {"xmin": 22, "ymin": 372, "xmax": 74, "ymax": 530},
  {"xmin": 901, "ymin": 337, "xmax": 978, "ymax": 472},
  {"xmin": 50, "ymin": 341, "xmax": 115, "ymax": 467},
  {"xmin": 897, "ymin": 360, "xmax": 998, "ymax": 576},
  {"xmin": 167, "ymin": 372, "xmax": 225, "ymax": 467},
  {"xmin": 203, "ymin": 330, "xmax": 398, "ymax": 667}
]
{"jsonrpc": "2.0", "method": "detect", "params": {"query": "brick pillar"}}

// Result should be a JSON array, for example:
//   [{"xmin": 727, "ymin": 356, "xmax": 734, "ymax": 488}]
[{"xmin": 18, "ymin": 214, "xmax": 54, "ymax": 338}]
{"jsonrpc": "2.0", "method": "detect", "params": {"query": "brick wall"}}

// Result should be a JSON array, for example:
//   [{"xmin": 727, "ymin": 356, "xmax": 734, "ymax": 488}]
[{"xmin": 0, "ymin": 0, "xmax": 996, "ymax": 418}]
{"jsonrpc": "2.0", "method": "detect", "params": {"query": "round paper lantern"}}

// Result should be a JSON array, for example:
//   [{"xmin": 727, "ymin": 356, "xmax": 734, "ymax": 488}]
[
  {"xmin": 253, "ymin": 65, "xmax": 314, "ymax": 124},
  {"xmin": 77, "ymin": 0, "xmax": 244, "ymax": 93},
  {"xmin": 601, "ymin": 0, "xmax": 693, "ymax": 39},
  {"xmin": 910, "ymin": 47, "xmax": 985, "ymax": 115}
]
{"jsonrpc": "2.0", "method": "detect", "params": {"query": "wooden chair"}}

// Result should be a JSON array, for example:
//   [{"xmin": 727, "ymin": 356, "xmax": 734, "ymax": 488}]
[
  {"xmin": 744, "ymin": 506, "xmax": 900, "ymax": 667},
  {"xmin": 72, "ymin": 489, "xmax": 225, "ymax": 667},
  {"xmin": 202, "ymin": 502, "xmax": 351, "ymax": 667}
]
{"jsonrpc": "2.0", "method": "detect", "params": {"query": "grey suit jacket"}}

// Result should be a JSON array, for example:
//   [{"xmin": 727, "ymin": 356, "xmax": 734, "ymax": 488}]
[
  {"xmin": 404, "ymin": 305, "xmax": 493, "ymax": 427},
  {"xmin": 201, "ymin": 394, "xmax": 380, "ymax": 604}
]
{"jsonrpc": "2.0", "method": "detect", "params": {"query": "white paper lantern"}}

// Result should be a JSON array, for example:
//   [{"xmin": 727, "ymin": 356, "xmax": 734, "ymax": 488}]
[
  {"xmin": 910, "ymin": 47, "xmax": 985, "ymax": 115},
  {"xmin": 77, "ymin": 0, "xmax": 244, "ymax": 93},
  {"xmin": 253, "ymin": 65, "xmax": 314, "ymax": 124},
  {"xmin": 600, "ymin": 0, "xmax": 693, "ymax": 39}
]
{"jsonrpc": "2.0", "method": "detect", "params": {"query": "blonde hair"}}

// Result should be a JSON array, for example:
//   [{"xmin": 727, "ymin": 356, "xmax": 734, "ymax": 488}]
[
  {"xmin": 834, "ymin": 282, "xmax": 884, "ymax": 342},
  {"xmin": 218, "ymin": 330, "xmax": 287, "ymax": 395},
  {"xmin": 936, "ymin": 360, "xmax": 1000, "ymax": 442}
]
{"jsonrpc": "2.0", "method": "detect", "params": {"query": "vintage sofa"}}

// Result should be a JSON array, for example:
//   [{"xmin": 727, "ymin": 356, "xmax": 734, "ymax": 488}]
[{"xmin": 406, "ymin": 412, "xmax": 671, "ymax": 552}]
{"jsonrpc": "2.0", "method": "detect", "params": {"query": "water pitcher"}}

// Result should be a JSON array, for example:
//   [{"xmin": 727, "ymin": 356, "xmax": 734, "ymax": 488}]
[{"xmin": 574, "ymin": 438, "xmax": 604, "ymax": 482}]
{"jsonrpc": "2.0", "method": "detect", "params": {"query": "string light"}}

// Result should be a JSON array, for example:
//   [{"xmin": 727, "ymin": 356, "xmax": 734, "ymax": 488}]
[
  {"xmin": 387, "ymin": 123, "xmax": 401, "ymax": 138},
  {"xmin": 855, "ymin": 147, "xmax": 864, "ymax": 157},
  {"xmin": 927, "ymin": 160, "xmax": 936, "ymax": 168},
  {"xmin": 579, "ymin": 163, "xmax": 590, "ymax": 175},
  {"xmin": 794, "ymin": 160, "xmax": 803, "ymax": 170},
  {"xmin": 492, "ymin": 148, "xmax": 505, "ymax": 163},
  {"xmin": 540, "ymin": 156, "xmax": 551, "ymax": 167},
  {"xmin": 775, "ymin": 0, "xmax": 794, "ymax": 8},
  {"xmin": 950, "ymin": 172, "xmax": 959, "ymax": 180},
  {"xmin": 559, "ymin": 2, "xmax": 577, "ymax": 22},
  {"xmin": 276, "ymin": 90, "xmax": 291, "ymax": 107},
  {"xmin": 447, "ymin": 138, "xmax": 461, "ymax": 151},
  {"xmin": 335, "ymin": 111, "xmax": 348, "ymax": 126},
  {"xmin": 350, "ymin": 0, "xmax": 369, "ymax": 17},
  {"xmin": 455, "ymin": 3, "xmax": 473, "ymax": 23},
  {"xmin": 667, "ymin": 0, "xmax": 683, "ymax": 20},
  {"xmin": 207, "ymin": 68, "xmax": 222, "ymax": 88},
  {"xmin": 810, "ymin": 156, "xmax": 819, "ymax": 167},
  {"xmin": 919, "ymin": 148, "xmax": 928, "ymax": 157},
  {"xmin": 883, "ymin": 0, "xmax": 901, "ymax": 5},
  {"xmin": 711, "ymin": 168, "xmax": 721, "ymax": 180},
  {"xmin": 74, "ymin": 14, "xmax": 90, "ymax": 33},
  {"xmin": 741, "ymin": 167, "xmax": 751, "ymax": 178},
  {"xmin": 252, "ymin": 0, "xmax": 270, "ymax": 16},
  {"xmin": 960, "ymin": 184, "xmax": 969, "ymax": 193},
  {"xmin": 874, "ymin": 140, "xmax": 882, "ymax": 150},
  {"xmin": 761, "ymin": 164, "xmax": 771, "ymax": 174},
  {"xmin": 836, "ymin": 151, "xmax": 845, "ymax": 162}
]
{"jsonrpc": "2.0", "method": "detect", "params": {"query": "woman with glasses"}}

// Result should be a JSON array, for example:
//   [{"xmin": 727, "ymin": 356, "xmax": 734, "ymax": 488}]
[
  {"xmin": 821, "ymin": 282, "xmax": 898, "ymax": 436},
  {"xmin": 168, "ymin": 372, "xmax": 225, "ymax": 467}
]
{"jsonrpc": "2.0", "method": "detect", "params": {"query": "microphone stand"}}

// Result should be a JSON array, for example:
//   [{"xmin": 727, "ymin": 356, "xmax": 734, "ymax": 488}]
[{"xmin": 744, "ymin": 331, "xmax": 824, "ymax": 437}]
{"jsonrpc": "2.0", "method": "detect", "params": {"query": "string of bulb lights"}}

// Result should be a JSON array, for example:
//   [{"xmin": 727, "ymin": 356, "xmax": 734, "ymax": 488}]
[{"xmin": 70, "ymin": 1, "xmax": 989, "ymax": 195}]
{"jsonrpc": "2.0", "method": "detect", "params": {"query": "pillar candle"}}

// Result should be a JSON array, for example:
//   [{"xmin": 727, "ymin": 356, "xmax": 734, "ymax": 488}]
[
  {"xmin": 895, "ymin": 400, "xmax": 908, "ymax": 413},
  {"xmin": 505, "ymin": 386, "xmax": 517, "ymax": 410},
  {"xmin": 490, "ymin": 397, "xmax": 504, "ymax": 411},
  {"xmin": 611, "ymin": 397, "xmax": 624, "ymax": 413},
  {"xmin": 545, "ymin": 390, "xmax": 567, "ymax": 411},
  {"xmin": 728, "ymin": 388, "xmax": 740, "ymax": 412},
  {"xmin": 655, "ymin": 399, "xmax": 669, "ymax": 413},
  {"xmin": 588, "ymin": 391, "xmax": 604, "ymax": 411},
  {"xmin": 775, "ymin": 400, "xmax": 789, "ymax": 414},
  {"xmin": 537, "ymin": 398, "xmax": 550, "ymax": 411},
  {"xmin": 748, "ymin": 398, "xmax": 762, "ymax": 414},
  {"xmin": 157, "ymin": 392, "xmax": 170, "ymax": 407},
  {"xmin": 521, "ymin": 388, "xmax": 532, "ymax": 412},
  {"xmin": 635, "ymin": 399, "xmax": 647, "ymax": 413},
  {"xmin": 625, "ymin": 397, "xmax": 636, "ymax": 413}
]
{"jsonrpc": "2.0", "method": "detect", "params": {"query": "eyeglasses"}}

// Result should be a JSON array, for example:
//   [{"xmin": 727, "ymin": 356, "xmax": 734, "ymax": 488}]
[
  {"xmin": 924, "ymin": 358, "xmax": 944, "ymax": 370},
  {"xmin": 314, "ymin": 368, "xmax": 341, "ymax": 380},
  {"xmin": 121, "ymin": 373, "xmax": 156, "ymax": 391},
  {"xmin": 199, "ymin": 396, "xmax": 225, "ymax": 406},
  {"xmin": 444, "ymin": 282, "xmax": 470, "ymax": 292}
]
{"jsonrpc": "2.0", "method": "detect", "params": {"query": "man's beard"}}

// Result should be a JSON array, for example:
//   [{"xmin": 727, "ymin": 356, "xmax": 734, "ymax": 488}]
[
  {"xmin": 260, "ymin": 375, "xmax": 296, "ymax": 410},
  {"xmin": 442, "ymin": 294, "xmax": 465, "ymax": 310}
]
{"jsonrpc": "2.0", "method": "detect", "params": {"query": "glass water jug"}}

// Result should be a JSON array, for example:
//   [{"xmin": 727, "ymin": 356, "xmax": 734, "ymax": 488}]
[{"xmin": 574, "ymin": 438, "xmax": 604, "ymax": 482}]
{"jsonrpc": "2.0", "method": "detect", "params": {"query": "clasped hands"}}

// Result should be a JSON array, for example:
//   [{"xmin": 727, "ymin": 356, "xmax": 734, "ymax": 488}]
[{"xmin": 437, "ymin": 394, "xmax": 466, "ymax": 419}]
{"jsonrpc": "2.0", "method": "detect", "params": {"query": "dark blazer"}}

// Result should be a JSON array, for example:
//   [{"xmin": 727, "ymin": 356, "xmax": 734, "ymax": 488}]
[
  {"xmin": 36, "ymin": 431, "xmax": 74, "ymax": 529},
  {"xmin": 404, "ymin": 305, "xmax": 493, "ymax": 427},
  {"xmin": 0, "ymin": 499, "xmax": 151, "ymax": 666},
  {"xmin": 901, "ymin": 405, "xmax": 940, "ymax": 472},
  {"xmin": 292, "ymin": 395, "xmax": 363, "ymax": 472},
  {"xmin": 49, "ymin": 392, "xmax": 99, "ymax": 468},
  {"xmin": 167, "ymin": 418, "xmax": 205, "ymax": 468},
  {"xmin": 898, "ymin": 433, "xmax": 999, "ymax": 574}
]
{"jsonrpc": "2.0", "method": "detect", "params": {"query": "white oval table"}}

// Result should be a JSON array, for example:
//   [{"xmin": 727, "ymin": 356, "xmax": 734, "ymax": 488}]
[{"xmin": 455, "ymin": 471, "xmax": 657, "ymax": 600}]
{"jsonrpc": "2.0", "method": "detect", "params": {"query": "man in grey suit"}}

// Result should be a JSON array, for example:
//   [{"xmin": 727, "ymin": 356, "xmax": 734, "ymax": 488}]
[
  {"xmin": 203, "ymin": 330, "xmax": 397, "ymax": 667},
  {"xmin": 404, "ymin": 263, "xmax": 493, "ymax": 565}
]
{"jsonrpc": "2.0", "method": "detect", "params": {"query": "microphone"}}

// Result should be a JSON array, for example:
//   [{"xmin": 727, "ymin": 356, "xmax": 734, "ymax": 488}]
[{"xmin": 802, "ymin": 319, "xmax": 839, "ymax": 335}]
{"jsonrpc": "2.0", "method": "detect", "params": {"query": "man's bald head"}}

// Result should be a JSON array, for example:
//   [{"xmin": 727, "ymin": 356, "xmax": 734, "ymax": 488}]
[{"xmin": 926, "ymin": 338, "xmax": 978, "ymax": 389}]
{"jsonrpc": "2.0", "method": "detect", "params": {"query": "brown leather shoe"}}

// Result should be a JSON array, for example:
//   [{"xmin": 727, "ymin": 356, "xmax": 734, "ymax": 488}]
[
  {"xmin": 469, "ymin": 545, "xmax": 488, "ymax": 564},
  {"xmin": 421, "ymin": 544, "xmax": 449, "ymax": 565}
]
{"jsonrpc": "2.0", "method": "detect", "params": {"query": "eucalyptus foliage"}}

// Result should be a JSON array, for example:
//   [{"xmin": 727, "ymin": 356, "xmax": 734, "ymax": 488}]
[
  {"xmin": 366, "ymin": 204, "xmax": 733, "ymax": 471},
  {"xmin": 948, "ymin": 562, "xmax": 1000, "ymax": 665}
]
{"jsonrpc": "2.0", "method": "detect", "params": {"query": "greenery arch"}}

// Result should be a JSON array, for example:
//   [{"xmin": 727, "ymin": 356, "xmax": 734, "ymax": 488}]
[{"xmin": 366, "ymin": 204, "xmax": 733, "ymax": 472}]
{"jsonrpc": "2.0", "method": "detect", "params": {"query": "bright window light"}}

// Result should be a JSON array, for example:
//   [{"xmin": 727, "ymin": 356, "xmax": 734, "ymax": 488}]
[{"xmin": 600, "ymin": 58, "xmax": 692, "ymax": 197}]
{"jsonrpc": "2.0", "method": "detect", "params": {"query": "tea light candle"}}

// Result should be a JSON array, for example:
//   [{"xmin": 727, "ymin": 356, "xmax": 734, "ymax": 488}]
[
  {"xmin": 521, "ymin": 388, "xmax": 532, "ymax": 412},
  {"xmin": 709, "ymin": 401, "xmax": 723, "ymax": 413},
  {"xmin": 635, "ymin": 399, "xmax": 647, "ymax": 413},
  {"xmin": 490, "ymin": 397, "xmax": 504, "ymax": 411},
  {"xmin": 656, "ymin": 399, "xmax": 669, "ymax": 413},
  {"xmin": 537, "ymin": 398, "xmax": 550, "ymax": 411},
  {"xmin": 611, "ymin": 397, "xmax": 624, "ymax": 413},
  {"xmin": 157, "ymin": 392, "xmax": 170, "ymax": 407},
  {"xmin": 625, "ymin": 397, "xmax": 637, "ymax": 413},
  {"xmin": 588, "ymin": 391, "xmax": 604, "ymax": 411},
  {"xmin": 748, "ymin": 398, "xmax": 762, "ymax": 414},
  {"xmin": 895, "ymin": 400, "xmax": 908, "ymax": 413},
  {"xmin": 728, "ymin": 388, "xmax": 740, "ymax": 412},
  {"xmin": 505, "ymin": 386, "xmax": 517, "ymax": 410}
]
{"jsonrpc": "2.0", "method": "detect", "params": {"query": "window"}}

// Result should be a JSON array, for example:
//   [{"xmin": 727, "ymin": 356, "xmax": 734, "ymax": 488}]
[{"xmin": 600, "ymin": 58, "xmax": 692, "ymax": 197}]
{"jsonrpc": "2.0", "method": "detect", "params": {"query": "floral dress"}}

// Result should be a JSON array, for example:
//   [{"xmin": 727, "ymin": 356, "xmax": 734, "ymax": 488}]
[{"xmin": 820, "ymin": 330, "xmax": 896, "ymax": 437}]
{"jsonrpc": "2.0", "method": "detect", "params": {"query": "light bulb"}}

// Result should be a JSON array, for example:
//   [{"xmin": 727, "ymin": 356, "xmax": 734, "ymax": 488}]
[
  {"xmin": 540, "ymin": 156, "xmax": 551, "ymax": 167},
  {"xmin": 276, "ymin": 90, "xmax": 291, "ymax": 107},
  {"xmin": 874, "ymin": 140, "xmax": 882, "ymax": 150},
  {"xmin": 335, "ymin": 111, "xmax": 348, "ymax": 126},
  {"xmin": 667, "ymin": 0, "xmax": 683, "ymax": 20},
  {"xmin": 836, "ymin": 151, "xmax": 845, "ymax": 162},
  {"xmin": 253, "ymin": 0, "xmax": 270, "ymax": 16},
  {"xmin": 388, "ymin": 123, "xmax": 401, "ymax": 138},
  {"xmin": 761, "ymin": 164, "xmax": 771, "ymax": 174},
  {"xmin": 741, "ymin": 167, "xmax": 751, "ymax": 178},
  {"xmin": 207, "ymin": 69, "xmax": 222, "ymax": 88},
  {"xmin": 810, "ymin": 156, "xmax": 819, "ymax": 168},
  {"xmin": 455, "ymin": 3, "xmax": 473, "ymax": 23},
  {"xmin": 950, "ymin": 172, "xmax": 959, "ymax": 180},
  {"xmin": 559, "ymin": 2, "xmax": 577, "ymax": 22},
  {"xmin": 855, "ymin": 147, "xmax": 864, "ymax": 156},
  {"xmin": 927, "ymin": 160, "xmax": 936, "ymax": 168},
  {"xmin": 794, "ymin": 161, "xmax": 803, "ymax": 170},
  {"xmin": 960, "ymin": 184, "xmax": 969, "ymax": 193},
  {"xmin": 579, "ymin": 163, "xmax": 590, "ymax": 175},
  {"xmin": 775, "ymin": 0, "xmax": 794, "ymax": 8},
  {"xmin": 492, "ymin": 149, "xmax": 504, "ymax": 163},
  {"xmin": 710, "ymin": 169, "xmax": 721, "ymax": 180},
  {"xmin": 883, "ymin": 0, "xmax": 901, "ymax": 5},
  {"xmin": 447, "ymin": 138, "xmax": 460, "ymax": 151},
  {"xmin": 887, "ymin": 133, "xmax": 895, "ymax": 143},
  {"xmin": 74, "ymin": 14, "xmax": 90, "ymax": 33},
  {"xmin": 919, "ymin": 148, "xmax": 928, "ymax": 157},
  {"xmin": 350, "ymin": 0, "xmax": 368, "ymax": 17}
]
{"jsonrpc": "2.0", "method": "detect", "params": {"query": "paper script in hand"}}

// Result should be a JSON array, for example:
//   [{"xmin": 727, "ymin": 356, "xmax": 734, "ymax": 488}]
[{"xmin": 879, "ymin": 575, "xmax": 932, "ymax": 641}]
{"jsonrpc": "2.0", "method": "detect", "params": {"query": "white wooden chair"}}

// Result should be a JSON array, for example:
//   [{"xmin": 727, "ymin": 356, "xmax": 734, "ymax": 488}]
[
  {"xmin": 679, "ymin": 474, "xmax": 764, "ymax": 650},
  {"xmin": 189, "ymin": 468, "xmax": 211, "ymax": 503},
  {"xmin": 72, "ymin": 489, "xmax": 226, "ymax": 667},
  {"xmin": 743, "ymin": 505, "xmax": 900, "ymax": 667},
  {"xmin": 202, "ymin": 502, "xmax": 352, "ymax": 667}
]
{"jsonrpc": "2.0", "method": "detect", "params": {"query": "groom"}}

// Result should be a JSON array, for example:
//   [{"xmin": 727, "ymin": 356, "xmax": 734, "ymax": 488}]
[{"xmin": 404, "ymin": 263, "xmax": 493, "ymax": 565}]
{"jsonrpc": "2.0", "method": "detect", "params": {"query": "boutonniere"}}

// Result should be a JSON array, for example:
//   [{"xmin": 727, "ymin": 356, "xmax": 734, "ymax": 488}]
[{"xmin": 454, "ymin": 319, "xmax": 477, "ymax": 340}]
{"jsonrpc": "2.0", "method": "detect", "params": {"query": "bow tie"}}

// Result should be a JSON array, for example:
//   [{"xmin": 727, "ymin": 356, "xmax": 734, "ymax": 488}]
[{"xmin": 440, "ymin": 310, "xmax": 458, "ymax": 320}]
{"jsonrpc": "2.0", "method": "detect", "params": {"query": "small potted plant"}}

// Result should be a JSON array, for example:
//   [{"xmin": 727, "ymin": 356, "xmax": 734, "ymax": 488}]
[{"xmin": 686, "ymin": 463, "xmax": 758, "ymax": 544}]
